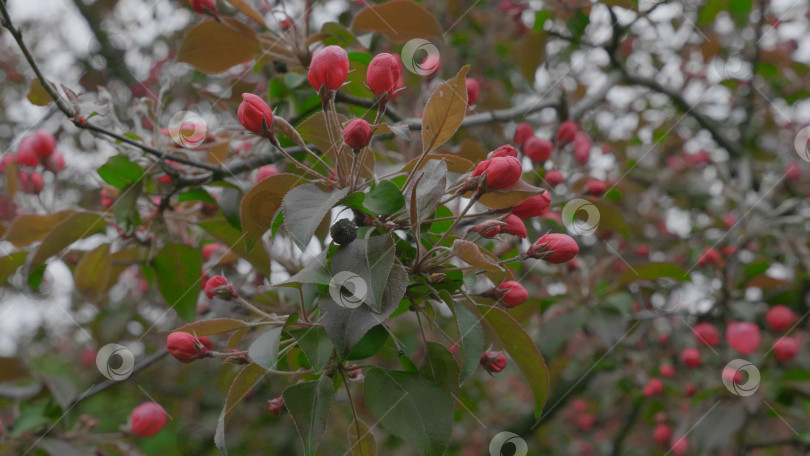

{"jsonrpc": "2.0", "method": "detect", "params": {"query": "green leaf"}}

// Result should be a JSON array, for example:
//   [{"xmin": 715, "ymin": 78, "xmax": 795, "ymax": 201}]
[
  {"xmin": 419, "ymin": 342, "xmax": 460, "ymax": 394},
  {"xmin": 729, "ymin": 0, "xmax": 751, "ymax": 27},
  {"xmin": 97, "ymin": 156, "xmax": 143, "ymax": 189},
  {"xmin": 113, "ymin": 182, "xmax": 142, "ymax": 236},
  {"xmin": 566, "ymin": 10, "xmax": 590, "ymax": 39},
  {"xmin": 421, "ymin": 67, "xmax": 470, "ymax": 152},
  {"xmin": 364, "ymin": 180, "xmax": 405, "ymax": 215},
  {"xmin": 153, "ymin": 243, "xmax": 203, "ymax": 321},
  {"xmin": 618, "ymin": 262, "xmax": 690, "ymax": 285},
  {"xmin": 321, "ymin": 262, "xmax": 408, "ymax": 358},
  {"xmin": 215, "ymin": 363, "xmax": 266, "ymax": 455},
  {"xmin": 283, "ymin": 376, "xmax": 335, "ymax": 456},
  {"xmin": 478, "ymin": 305, "xmax": 550, "ymax": 419},
  {"xmin": 331, "ymin": 234, "xmax": 396, "ymax": 312},
  {"xmin": 446, "ymin": 293, "xmax": 484, "ymax": 384},
  {"xmin": 278, "ymin": 250, "xmax": 331, "ymax": 287},
  {"xmin": 350, "ymin": 0, "xmax": 443, "ymax": 42},
  {"xmin": 347, "ymin": 325, "xmax": 389, "ymax": 361},
  {"xmin": 0, "ymin": 252, "xmax": 28, "ymax": 285},
  {"xmin": 405, "ymin": 159, "xmax": 447, "ymax": 224},
  {"xmin": 3, "ymin": 210, "xmax": 74, "ymax": 248},
  {"xmin": 347, "ymin": 420, "xmax": 377, "ymax": 456},
  {"xmin": 199, "ymin": 219, "xmax": 271, "ymax": 275},
  {"xmin": 282, "ymin": 184, "xmax": 350, "ymax": 251},
  {"xmin": 74, "ymin": 244, "xmax": 111, "ymax": 301},
  {"xmin": 178, "ymin": 188, "xmax": 217, "ymax": 204},
  {"xmin": 289, "ymin": 327, "xmax": 333, "ymax": 374},
  {"xmin": 29, "ymin": 212, "xmax": 105, "ymax": 272},
  {"xmin": 248, "ymin": 326, "xmax": 283, "ymax": 370},
  {"xmin": 174, "ymin": 318, "xmax": 248, "ymax": 336},
  {"xmin": 364, "ymin": 368, "xmax": 452, "ymax": 456},
  {"xmin": 240, "ymin": 173, "xmax": 305, "ymax": 248},
  {"xmin": 177, "ymin": 18, "xmax": 261, "ymax": 74}
]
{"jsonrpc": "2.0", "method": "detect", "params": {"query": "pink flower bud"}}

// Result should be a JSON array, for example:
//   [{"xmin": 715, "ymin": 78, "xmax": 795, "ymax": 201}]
[
  {"xmin": 343, "ymin": 118, "xmax": 372, "ymax": 150},
  {"xmin": 586, "ymin": 180, "xmax": 606, "ymax": 196},
  {"xmin": 659, "ymin": 363, "xmax": 675, "ymax": 378},
  {"xmin": 697, "ymin": 247, "xmax": 722, "ymax": 268},
  {"xmin": 556, "ymin": 120, "xmax": 578, "ymax": 144},
  {"xmin": 189, "ymin": 0, "xmax": 216, "ymax": 14},
  {"xmin": 268, "ymin": 397, "xmax": 286, "ymax": 415},
  {"xmin": 204, "ymin": 275, "xmax": 237, "ymax": 300},
  {"xmin": 511, "ymin": 193, "xmax": 551, "ymax": 219},
  {"xmin": 45, "ymin": 150, "xmax": 65, "ymax": 173},
  {"xmin": 680, "ymin": 348, "xmax": 701, "ymax": 367},
  {"xmin": 642, "ymin": 378, "xmax": 663, "ymax": 396},
  {"xmin": 238, "ymin": 93, "xmax": 274, "ymax": 137},
  {"xmin": 202, "ymin": 243, "xmax": 221, "ymax": 261},
  {"xmin": 480, "ymin": 350, "xmax": 507, "ymax": 373},
  {"xmin": 465, "ymin": 78, "xmax": 480, "ymax": 106},
  {"xmin": 309, "ymin": 45, "xmax": 350, "ymax": 92},
  {"xmin": 523, "ymin": 136, "xmax": 552, "ymax": 163},
  {"xmin": 130, "ymin": 402, "xmax": 167, "ymax": 437},
  {"xmin": 471, "ymin": 156, "xmax": 522, "ymax": 190},
  {"xmin": 367, "ymin": 53, "xmax": 402, "ymax": 98},
  {"xmin": 16, "ymin": 137, "xmax": 39, "ymax": 167},
  {"xmin": 500, "ymin": 214, "xmax": 527, "ymax": 238},
  {"xmin": 766, "ymin": 305, "xmax": 797, "ymax": 331},
  {"xmin": 513, "ymin": 122, "xmax": 533, "ymax": 146},
  {"xmin": 653, "ymin": 424, "xmax": 672, "ymax": 446},
  {"xmin": 726, "ymin": 321, "xmax": 760, "ymax": 354},
  {"xmin": 496, "ymin": 280, "xmax": 528, "ymax": 308},
  {"xmin": 489, "ymin": 144, "xmax": 519, "ymax": 158},
  {"xmin": 166, "ymin": 331, "xmax": 212, "ymax": 363},
  {"xmin": 528, "ymin": 233, "xmax": 579, "ymax": 263},
  {"xmin": 544, "ymin": 169, "xmax": 564, "ymax": 186},
  {"xmin": 255, "ymin": 165, "xmax": 279, "ymax": 182},
  {"xmin": 773, "ymin": 336, "xmax": 799, "ymax": 361},
  {"xmin": 32, "ymin": 129, "xmax": 56, "ymax": 160},
  {"xmin": 692, "ymin": 322, "xmax": 720, "ymax": 347}
]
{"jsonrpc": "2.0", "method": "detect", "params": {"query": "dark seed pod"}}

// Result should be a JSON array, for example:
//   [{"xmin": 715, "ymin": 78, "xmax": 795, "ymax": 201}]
[{"xmin": 330, "ymin": 219, "xmax": 358, "ymax": 245}]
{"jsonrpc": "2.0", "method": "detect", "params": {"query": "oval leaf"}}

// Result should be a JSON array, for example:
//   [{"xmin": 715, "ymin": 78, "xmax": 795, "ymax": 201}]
[
  {"xmin": 29, "ymin": 213, "xmax": 105, "ymax": 271},
  {"xmin": 4, "ymin": 211, "xmax": 75, "ymax": 248},
  {"xmin": 248, "ymin": 326, "xmax": 283, "ymax": 370},
  {"xmin": 240, "ymin": 173, "xmax": 305, "ymax": 247},
  {"xmin": 153, "ymin": 243, "xmax": 203, "ymax": 322},
  {"xmin": 74, "ymin": 244, "xmax": 111, "ymax": 301},
  {"xmin": 347, "ymin": 420, "xmax": 377, "ymax": 456},
  {"xmin": 478, "ymin": 305, "xmax": 550, "ymax": 419},
  {"xmin": 364, "ymin": 368, "xmax": 452, "ymax": 456},
  {"xmin": 215, "ymin": 362, "xmax": 266, "ymax": 455},
  {"xmin": 282, "ymin": 376, "xmax": 335, "ymax": 456},
  {"xmin": 282, "ymin": 184, "xmax": 349, "ymax": 251},
  {"xmin": 177, "ymin": 18, "xmax": 261, "ymax": 74},
  {"xmin": 351, "ymin": 0, "xmax": 443, "ymax": 43},
  {"xmin": 452, "ymin": 239, "xmax": 504, "ymax": 273},
  {"xmin": 174, "ymin": 318, "xmax": 248, "ymax": 336},
  {"xmin": 421, "ymin": 66, "xmax": 470, "ymax": 152}
]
